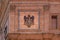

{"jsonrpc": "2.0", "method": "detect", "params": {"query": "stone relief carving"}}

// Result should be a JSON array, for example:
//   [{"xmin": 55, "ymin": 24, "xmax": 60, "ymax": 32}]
[{"xmin": 24, "ymin": 15, "xmax": 34, "ymax": 28}]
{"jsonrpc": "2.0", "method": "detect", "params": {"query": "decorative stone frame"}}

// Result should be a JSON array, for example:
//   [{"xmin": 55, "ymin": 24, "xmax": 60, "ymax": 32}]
[{"xmin": 17, "ymin": 9, "xmax": 41, "ymax": 33}]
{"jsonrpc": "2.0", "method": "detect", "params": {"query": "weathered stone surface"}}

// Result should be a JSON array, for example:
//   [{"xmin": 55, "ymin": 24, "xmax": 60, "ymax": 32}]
[{"xmin": 1, "ymin": 0, "xmax": 60, "ymax": 40}]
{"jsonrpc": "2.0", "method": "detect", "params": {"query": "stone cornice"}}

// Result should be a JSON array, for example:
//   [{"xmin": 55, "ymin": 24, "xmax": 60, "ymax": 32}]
[
  {"xmin": 10, "ymin": 0, "xmax": 60, "ymax": 2},
  {"xmin": 10, "ymin": 0, "xmax": 47, "ymax": 2},
  {"xmin": 10, "ymin": 1, "xmax": 60, "ymax": 5}
]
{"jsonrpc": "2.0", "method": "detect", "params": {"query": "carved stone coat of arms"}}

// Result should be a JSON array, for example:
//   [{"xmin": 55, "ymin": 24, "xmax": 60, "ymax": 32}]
[{"xmin": 24, "ymin": 15, "xmax": 34, "ymax": 27}]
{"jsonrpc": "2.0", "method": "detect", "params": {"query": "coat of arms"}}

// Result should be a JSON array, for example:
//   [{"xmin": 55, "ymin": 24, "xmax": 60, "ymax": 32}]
[{"xmin": 24, "ymin": 15, "xmax": 34, "ymax": 27}]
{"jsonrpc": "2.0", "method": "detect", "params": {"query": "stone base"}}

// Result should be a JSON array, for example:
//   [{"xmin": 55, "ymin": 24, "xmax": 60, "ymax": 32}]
[{"xmin": 7, "ymin": 33, "xmax": 60, "ymax": 40}]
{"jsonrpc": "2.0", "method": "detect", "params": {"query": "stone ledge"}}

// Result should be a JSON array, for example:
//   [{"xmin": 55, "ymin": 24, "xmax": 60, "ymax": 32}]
[{"xmin": 7, "ymin": 33, "xmax": 60, "ymax": 40}]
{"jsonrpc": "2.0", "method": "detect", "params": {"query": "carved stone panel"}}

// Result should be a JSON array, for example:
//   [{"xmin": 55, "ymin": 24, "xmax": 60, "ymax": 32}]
[{"xmin": 18, "ymin": 10, "xmax": 40, "ymax": 29}]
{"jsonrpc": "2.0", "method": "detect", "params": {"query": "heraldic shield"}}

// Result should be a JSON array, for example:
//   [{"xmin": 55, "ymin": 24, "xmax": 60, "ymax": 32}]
[
  {"xmin": 24, "ymin": 15, "xmax": 34, "ymax": 28},
  {"xmin": 20, "ymin": 11, "xmax": 39, "ymax": 29}
]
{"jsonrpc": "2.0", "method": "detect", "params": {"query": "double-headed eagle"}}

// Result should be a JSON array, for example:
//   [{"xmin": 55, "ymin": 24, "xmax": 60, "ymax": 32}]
[{"xmin": 24, "ymin": 15, "xmax": 34, "ymax": 27}]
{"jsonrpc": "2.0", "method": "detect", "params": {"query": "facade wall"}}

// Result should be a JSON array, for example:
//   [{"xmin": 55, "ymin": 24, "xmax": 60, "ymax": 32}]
[
  {"xmin": 9, "ymin": 1, "xmax": 60, "ymax": 33},
  {"xmin": 1, "ymin": 0, "xmax": 60, "ymax": 40},
  {"xmin": 9, "ymin": 1, "xmax": 44, "ymax": 33},
  {"xmin": 7, "ymin": 1, "xmax": 60, "ymax": 40}
]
